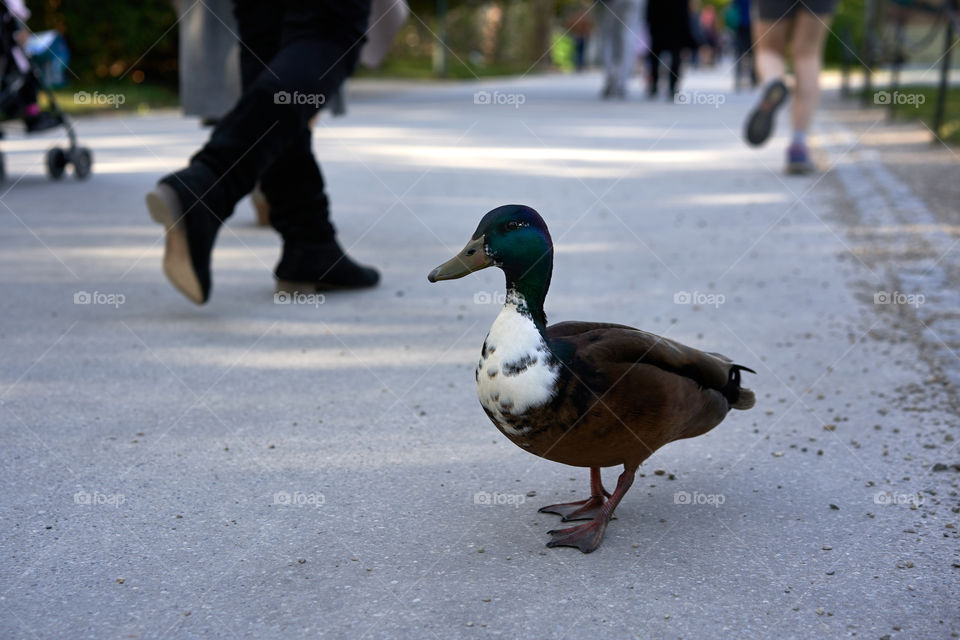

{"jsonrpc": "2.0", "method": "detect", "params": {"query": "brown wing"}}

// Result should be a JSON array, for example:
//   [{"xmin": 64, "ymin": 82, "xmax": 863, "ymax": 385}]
[{"xmin": 547, "ymin": 321, "xmax": 755, "ymax": 410}]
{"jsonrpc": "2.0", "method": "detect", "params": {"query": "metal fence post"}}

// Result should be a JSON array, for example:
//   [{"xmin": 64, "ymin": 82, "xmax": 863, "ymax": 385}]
[
  {"xmin": 933, "ymin": 0, "xmax": 957, "ymax": 139},
  {"xmin": 863, "ymin": 0, "xmax": 878, "ymax": 105}
]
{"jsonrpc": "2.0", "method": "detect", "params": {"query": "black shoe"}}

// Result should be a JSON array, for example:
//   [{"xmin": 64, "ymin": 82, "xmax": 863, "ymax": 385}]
[
  {"xmin": 275, "ymin": 240, "xmax": 380, "ymax": 293},
  {"xmin": 744, "ymin": 79, "xmax": 788, "ymax": 147},
  {"xmin": 146, "ymin": 183, "xmax": 218, "ymax": 304}
]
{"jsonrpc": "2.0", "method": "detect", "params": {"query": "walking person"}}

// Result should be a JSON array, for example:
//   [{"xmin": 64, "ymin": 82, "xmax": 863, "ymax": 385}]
[
  {"xmin": 743, "ymin": 0, "xmax": 838, "ymax": 173},
  {"xmin": 565, "ymin": 1, "xmax": 595, "ymax": 74},
  {"xmin": 645, "ymin": 0, "xmax": 694, "ymax": 100},
  {"xmin": 598, "ymin": 0, "xmax": 642, "ymax": 99},
  {"xmin": 146, "ymin": 1, "xmax": 380, "ymax": 305},
  {"xmin": 727, "ymin": 0, "xmax": 757, "ymax": 91}
]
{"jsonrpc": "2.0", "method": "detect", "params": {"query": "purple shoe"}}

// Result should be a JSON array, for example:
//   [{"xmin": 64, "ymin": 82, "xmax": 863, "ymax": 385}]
[{"xmin": 786, "ymin": 142, "xmax": 815, "ymax": 174}]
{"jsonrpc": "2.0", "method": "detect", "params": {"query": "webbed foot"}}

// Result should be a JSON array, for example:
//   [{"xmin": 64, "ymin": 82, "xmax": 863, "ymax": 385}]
[{"xmin": 546, "ymin": 518, "xmax": 609, "ymax": 553}]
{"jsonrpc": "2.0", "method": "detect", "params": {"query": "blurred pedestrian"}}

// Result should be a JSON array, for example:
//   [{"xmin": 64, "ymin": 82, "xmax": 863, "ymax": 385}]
[
  {"xmin": 146, "ymin": 1, "xmax": 379, "ymax": 305},
  {"xmin": 598, "ymin": 0, "xmax": 642, "ymax": 99},
  {"xmin": 645, "ymin": 0, "xmax": 695, "ymax": 100},
  {"xmin": 698, "ymin": 5, "xmax": 720, "ymax": 66},
  {"xmin": 565, "ymin": 1, "xmax": 594, "ymax": 73},
  {"xmin": 726, "ymin": 0, "xmax": 756, "ymax": 91},
  {"xmin": 743, "ymin": 0, "xmax": 837, "ymax": 173},
  {"xmin": 177, "ymin": 0, "xmax": 241, "ymax": 126}
]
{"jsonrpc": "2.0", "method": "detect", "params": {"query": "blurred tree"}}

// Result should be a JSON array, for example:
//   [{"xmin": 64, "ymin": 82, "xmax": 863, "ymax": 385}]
[{"xmin": 26, "ymin": 0, "xmax": 179, "ymax": 87}]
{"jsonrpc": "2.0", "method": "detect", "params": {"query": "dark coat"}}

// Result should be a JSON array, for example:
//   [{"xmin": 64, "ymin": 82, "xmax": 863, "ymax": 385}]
[{"xmin": 646, "ymin": 0, "xmax": 696, "ymax": 51}]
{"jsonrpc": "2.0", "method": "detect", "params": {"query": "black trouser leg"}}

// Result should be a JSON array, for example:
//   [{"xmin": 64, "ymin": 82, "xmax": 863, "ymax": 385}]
[
  {"xmin": 160, "ymin": 0, "xmax": 369, "ymax": 232},
  {"xmin": 647, "ymin": 48, "xmax": 661, "ymax": 94},
  {"xmin": 668, "ymin": 48, "xmax": 682, "ymax": 95},
  {"xmin": 232, "ymin": 1, "xmax": 336, "ymax": 242}
]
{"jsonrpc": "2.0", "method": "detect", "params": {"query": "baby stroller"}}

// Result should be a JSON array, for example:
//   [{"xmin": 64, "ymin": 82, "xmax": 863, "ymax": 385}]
[{"xmin": 0, "ymin": 1, "xmax": 92, "ymax": 182}]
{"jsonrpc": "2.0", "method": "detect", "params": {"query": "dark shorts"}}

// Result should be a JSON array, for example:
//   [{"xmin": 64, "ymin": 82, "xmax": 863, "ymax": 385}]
[{"xmin": 755, "ymin": 0, "xmax": 838, "ymax": 21}]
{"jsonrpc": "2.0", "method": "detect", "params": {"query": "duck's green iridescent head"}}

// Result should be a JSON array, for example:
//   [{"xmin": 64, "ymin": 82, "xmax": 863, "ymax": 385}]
[
  {"xmin": 428, "ymin": 204, "xmax": 554, "ymax": 324},
  {"xmin": 428, "ymin": 205, "xmax": 553, "ymax": 284}
]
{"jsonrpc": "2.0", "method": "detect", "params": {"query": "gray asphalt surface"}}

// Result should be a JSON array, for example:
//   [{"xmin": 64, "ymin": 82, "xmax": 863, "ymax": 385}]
[{"xmin": 1, "ymin": 66, "xmax": 958, "ymax": 639}]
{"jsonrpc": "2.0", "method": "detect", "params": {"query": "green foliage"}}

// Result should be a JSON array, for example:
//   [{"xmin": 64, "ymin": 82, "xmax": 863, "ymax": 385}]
[
  {"xmin": 26, "ymin": 0, "xmax": 179, "ymax": 87},
  {"xmin": 377, "ymin": 1, "xmax": 553, "ymax": 76},
  {"xmin": 550, "ymin": 30, "xmax": 574, "ymax": 72},
  {"xmin": 825, "ymin": 0, "xmax": 866, "ymax": 66}
]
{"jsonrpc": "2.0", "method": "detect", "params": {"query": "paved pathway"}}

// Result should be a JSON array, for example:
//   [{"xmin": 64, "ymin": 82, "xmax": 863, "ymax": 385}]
[{"xmin": 1, "ymin": 65, "xmax": 958, "ymax": 639}]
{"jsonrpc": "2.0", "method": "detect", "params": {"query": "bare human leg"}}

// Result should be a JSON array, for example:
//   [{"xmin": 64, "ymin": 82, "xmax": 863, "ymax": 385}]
[
  {"xmin": 752, "ymin": 18, "xmax": 790, "ymax": 84},
  {"xmin": 790, "ymin": 11, "xmax": 832, "ymax": 135}
]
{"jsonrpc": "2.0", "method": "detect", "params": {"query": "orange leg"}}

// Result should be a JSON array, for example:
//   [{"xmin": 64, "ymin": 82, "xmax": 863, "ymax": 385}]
[
  {"xmin": 545, "ymin": 464, "xmax": 637, "ymax": 553},
  {"xmin": 538, "ymin": 467, "xmax": 611, "ymax": 521}
]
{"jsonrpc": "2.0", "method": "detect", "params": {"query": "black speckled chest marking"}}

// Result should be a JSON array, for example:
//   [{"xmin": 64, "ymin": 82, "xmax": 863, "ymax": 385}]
[{"xmin": 502, "ymin": 353, "xmax": 536, "ymax": 376}]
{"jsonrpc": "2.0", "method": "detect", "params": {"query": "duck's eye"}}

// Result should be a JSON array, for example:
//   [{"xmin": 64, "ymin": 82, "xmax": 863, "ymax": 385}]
[{"xmin": 505, "ymin": 221, "xmax": 521, "ymax": 231}]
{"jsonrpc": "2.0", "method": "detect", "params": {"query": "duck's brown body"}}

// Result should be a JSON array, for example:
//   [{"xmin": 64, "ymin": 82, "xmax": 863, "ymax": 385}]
[{"xmin": 481, "ymin": 321, "xmax": 753, "ymax": 469}]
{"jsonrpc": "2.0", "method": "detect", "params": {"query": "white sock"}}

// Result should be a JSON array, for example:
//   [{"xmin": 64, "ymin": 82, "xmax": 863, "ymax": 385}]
[{"xmin": 792, "ymin": 130, "xmax": 807, "ymax": 147}]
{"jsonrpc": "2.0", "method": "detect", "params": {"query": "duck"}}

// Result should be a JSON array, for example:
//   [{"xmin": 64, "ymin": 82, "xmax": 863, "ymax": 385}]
[{"xmin": 428, "ymin": 204, "xmax": 756, "ymax": 553}]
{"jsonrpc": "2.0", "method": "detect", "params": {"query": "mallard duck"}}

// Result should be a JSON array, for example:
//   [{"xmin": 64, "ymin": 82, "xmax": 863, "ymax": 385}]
[{"xmin": 428, "ymin": 205, "xmax": 756, "ymax": 553}]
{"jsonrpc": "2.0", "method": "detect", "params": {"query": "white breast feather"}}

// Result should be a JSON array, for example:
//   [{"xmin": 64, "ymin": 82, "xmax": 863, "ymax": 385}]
[{"xmin": 476, "ymin": 295, "xmax": 558, "ymax": 435}]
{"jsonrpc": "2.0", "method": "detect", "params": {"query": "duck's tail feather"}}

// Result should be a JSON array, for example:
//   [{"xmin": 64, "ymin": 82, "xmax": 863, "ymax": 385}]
[{"xmin": 724, "ymin": 364, "xmax": 756, "ymax": 411}]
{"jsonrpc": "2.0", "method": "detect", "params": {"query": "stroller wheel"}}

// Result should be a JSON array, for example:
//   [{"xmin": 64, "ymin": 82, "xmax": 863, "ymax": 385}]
[
  {"xmin": 46, "ymin": 147, "xmax": 68, "ymax": 180},
  {"xmin": 72, "ymin": 148, "xmax": 93, "ymax": 180}
]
